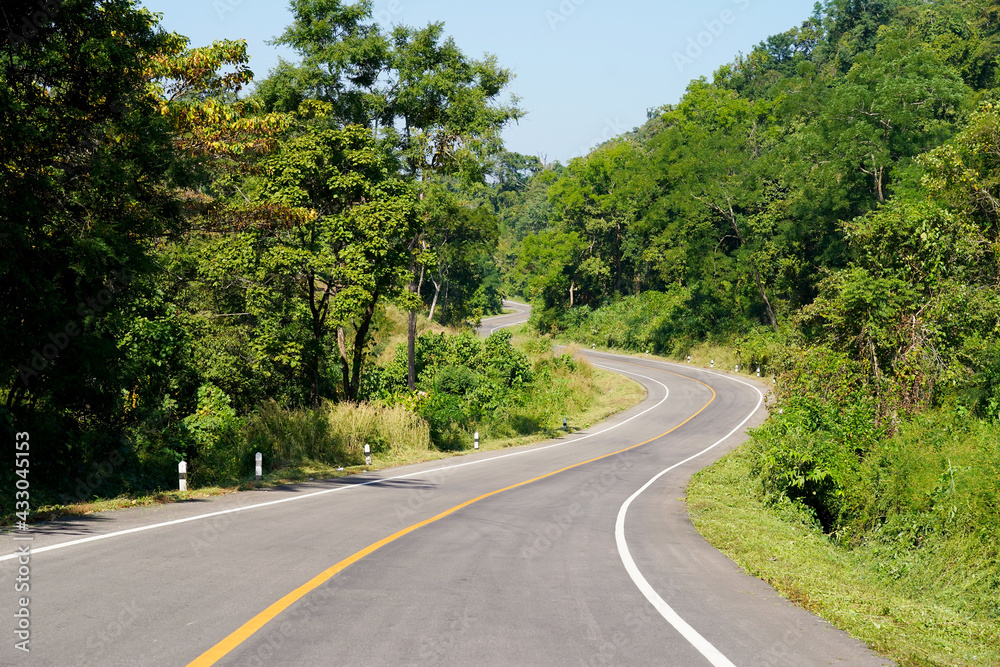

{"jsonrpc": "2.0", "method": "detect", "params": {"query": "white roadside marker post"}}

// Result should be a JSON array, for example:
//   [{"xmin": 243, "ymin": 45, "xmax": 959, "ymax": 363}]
[
  {"xmin": 757, "ymin": 367, "xmax": 761, "ymax": 377},
  {"xmin": 364, "ymin": 444, "xmax": 371, "ymax": 466},
  {"xmin": 255, "ymin": 452, "xmax": 262, "ymax": 481},
  {"xmin": 474, "ymin": 432, "xmax": 480, "ymax": 450},
  {"xmin": 563, "ymin": 417, "xmax": 568, "ymax": 432},
  {"xmin": 178, "ymin": 461, "xmax": 187, "ymax": 491},
  {"xmin": 736, "ymin": 364, "xmax": 740, "ymax": 373},
  {"xmin": 710, "ymin": 359, "xmax": 714, "ymax": 369},
  {"xmin": 687, "ymin": 355, "xmax": 691, "ymax": 364}
]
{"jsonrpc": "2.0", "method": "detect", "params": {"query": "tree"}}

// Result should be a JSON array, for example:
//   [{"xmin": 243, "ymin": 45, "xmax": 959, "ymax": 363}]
[
  {"xmin": 648, "ymin": 82, "xmax": 783, "ymax": 326},
  {"xmin": 518, "ymin": 230, "xmax": 586, "ymax": 311},
  {"xmin": 385, "ymin": 22, "xmax": 522, "ymax": 389},
  {"xmin": 791, "ymin": 31, "xmax": 968, "ymax": 208},
  {"xmin": 803, "ymin": 103, "xmax": 1000, "ymax": 418},
  {"xmin": 150, "ymin": 38, "xmax": 291, "ymax": 175},
  {"xmin": 1, "ymin": 0, "xmax": 186, "ymax": 475},
  {"xmin": 248, "ymin": 123, "xmax": 418, "ymax": 403},
  {"xmin": 418, "ymin": 184, "xmax": 499, "ymax": 323},
  {"xmin": 547, "ymin": 140, "xmax": 654, "ymax": 303},
  {"xmin": 260, "ymin": 0, "xmax": 387, "ymax": 125},
  {"xmin": 816, "ymin": 0, "xmax": 902, "ymax": 72},
  {"xmin": 257, "ymin": 1, "xmax": 522, "ymax": 391}
]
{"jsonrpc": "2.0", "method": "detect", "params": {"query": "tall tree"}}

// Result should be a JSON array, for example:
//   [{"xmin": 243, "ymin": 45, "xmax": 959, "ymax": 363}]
[
  {"xmin": 0, "ymin": 0, "xmax": 195, "ymax": 483},
  {"xmin": 417, "ymin": 184, "xmax": 499, "ymax": 323},
  {"xmin": 248, "ymin": 123, "xmax": 417, "ymax": 403},
  {"xmin": 257, "ymin": 1, "xmax": 522, "ymax": 391},
  {"xmin": 2, "ymin": 2, "xmax": 179, "ymax": 414}
]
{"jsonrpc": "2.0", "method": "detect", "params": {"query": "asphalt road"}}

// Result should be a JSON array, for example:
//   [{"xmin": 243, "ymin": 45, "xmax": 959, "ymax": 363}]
[{"xmin": 0, "ymin": 303, "xmax": 893, "ymax": 666}]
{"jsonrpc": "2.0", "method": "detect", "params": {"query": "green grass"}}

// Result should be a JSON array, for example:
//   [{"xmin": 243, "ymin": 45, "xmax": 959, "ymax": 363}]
[{"xmin": 688, "ymin": 445, "xmax": 1000, "ymax": 666}]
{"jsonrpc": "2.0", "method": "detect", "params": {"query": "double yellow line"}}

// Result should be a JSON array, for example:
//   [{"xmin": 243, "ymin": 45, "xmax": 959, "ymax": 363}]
[{"xmin": 188, "ymin": 362, "xmax": 715, "ymax": 666}]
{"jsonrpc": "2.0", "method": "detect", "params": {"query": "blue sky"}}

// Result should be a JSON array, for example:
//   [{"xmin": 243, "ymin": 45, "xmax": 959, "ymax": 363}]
[{"xmin": 141, "ymin": 0, "xmax": 819, "ymax": 163}]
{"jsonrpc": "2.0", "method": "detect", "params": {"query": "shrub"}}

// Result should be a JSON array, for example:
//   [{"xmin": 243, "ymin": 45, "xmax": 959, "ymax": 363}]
[
  {"xmin": 418, "ymin": 392, "xmax": 471, "ymax": 451},
  {"xmin": 749, "ymin": 347, "xmax": 884, "ymax": 531},
  {"xmin": 434, "ymin": 364, "xmax": 480, "ymax": 395},
  {"xmin": 181, "ymin": 384, "xmax": 243, "ymax": 486}
]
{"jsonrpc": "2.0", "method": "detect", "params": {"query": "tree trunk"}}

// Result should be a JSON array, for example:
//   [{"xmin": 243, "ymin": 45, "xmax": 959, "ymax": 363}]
[
  {"xmin": 750, "ymin": 263, "xmax": 779, "ymax": 328},
  {"xmin": 307, "ymin": 272, "xmax": 330, "ymax": 406},
  {"xmin": 348, "ymin": 293, "xmax": 379, "ymax": 400},
  {"xmin": 407, "ymin": 309, "xmax": 417, "ymax": 391},
  {"xmin": 428, "ymin": 278, "xmax": 441, "ymax": 322},
  {"xmin": 406, "ymin": 237, "xmax": 424, "ymax": 392},
  {"xmin": 337, "ymin": 326, "xmax": 351, "ymax": 400}
]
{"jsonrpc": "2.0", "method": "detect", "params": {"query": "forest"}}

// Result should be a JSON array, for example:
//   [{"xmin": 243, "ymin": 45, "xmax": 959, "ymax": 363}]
[
  {"xmin": 496, "ymin": 0, "xmax": 1000, "ymax": 656},
  {"xmin": 501, "ymin": 0, "xmax": 1000, "ymax": 526},
  {"xmin": 2, "ymin": 0, "xmax": 999, "ymax": 657},
  {"xmin": 2, "ymin": 0, "xmax": 569, "ymax": 503}
]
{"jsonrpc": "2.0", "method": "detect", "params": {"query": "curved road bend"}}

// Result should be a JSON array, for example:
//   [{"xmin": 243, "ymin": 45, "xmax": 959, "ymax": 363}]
[
  {"xmin": 482, "ymin": 299, "xmax": 532, "ymax": 335},
  {"xmin": 0, "ymin": 302, "xmax": 891, "ymax": 666}
]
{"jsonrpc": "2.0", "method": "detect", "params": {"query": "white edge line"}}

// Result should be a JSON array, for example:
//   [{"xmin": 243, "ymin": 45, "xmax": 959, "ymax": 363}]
[
  {"xmin": 612, "ymin": 367, "xmax": 765, "ymax": 667},
  {"xmin": 1, "ymin": 352, "xmax": 667, "ymax": 562},
  {"xmin": 482, "ymin": 301, "xmax": 531, "ymax": 334}
]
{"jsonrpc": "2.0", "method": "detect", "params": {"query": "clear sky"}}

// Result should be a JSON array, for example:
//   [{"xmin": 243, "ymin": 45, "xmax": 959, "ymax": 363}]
[{"xmin": 141, "ymin": 0, "xmax": 819, "ymax": 163}]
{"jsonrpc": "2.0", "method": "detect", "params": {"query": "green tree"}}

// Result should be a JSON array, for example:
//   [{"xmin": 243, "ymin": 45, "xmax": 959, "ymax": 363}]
[
  {"xmin": 651, "ymin": 82, "xmax": 783, "ymax": 326},
  {"xmin": 804, "ymin": 103, "xmax": 1000, "ymax": 418},
  {"xmin": 257, "ymin": 1, "xmax": 522, "ymax": 390},
  {"xmin": 418, "ymin": 184, "xmax": 499, "ymax": 324},
  {"xmin": 249, "ymin": 123, "xmax": 418, "ymax": 403},
  {"xmin": 1, "ymin": 0, "xmax": 186, "ymax": 478},
  {"xmin": 790, "ymin": 31, "xmax": 968, "ymax": 209},
  {"xmin": 518, "ymin": 230, "xmax": 586, "ymax": 312}
]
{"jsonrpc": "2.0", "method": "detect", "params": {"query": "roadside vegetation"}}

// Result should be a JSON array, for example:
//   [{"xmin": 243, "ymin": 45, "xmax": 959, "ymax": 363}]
[
  {"xmin": 3, "ymin": 0, "xmax": 521, "ymax": 514},
  {"xmin": 490, "ymin": 2, "xmax": 1000, "ymax": 664},
  {"xmin": 4, "ymin": 1, "xmax": 999, "ymax": 662},
  {"xmin": 10, "ymin": 312, "xmax": 644, "ymax": 522},
  {"xmin": 689, "ymin": 421, "xmax": 1000, "ymax": 666}
]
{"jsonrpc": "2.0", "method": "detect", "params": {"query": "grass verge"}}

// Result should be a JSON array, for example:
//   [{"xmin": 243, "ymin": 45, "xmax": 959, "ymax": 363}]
[{"xmin": 688, "ymin": 446, "xmax": 1000, "ymax": 666}]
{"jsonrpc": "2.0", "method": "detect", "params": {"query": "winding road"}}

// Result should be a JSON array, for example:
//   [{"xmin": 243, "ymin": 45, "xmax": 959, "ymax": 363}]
[{"xmin": 0, "ymin": 302, "xmax": 891, "ymax": 665}]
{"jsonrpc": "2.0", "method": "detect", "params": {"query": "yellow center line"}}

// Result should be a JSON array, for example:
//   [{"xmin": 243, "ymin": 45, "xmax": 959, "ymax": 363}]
[{"xmin": 188, "ymin": 361, "xmax": 716, "ymax": 666}]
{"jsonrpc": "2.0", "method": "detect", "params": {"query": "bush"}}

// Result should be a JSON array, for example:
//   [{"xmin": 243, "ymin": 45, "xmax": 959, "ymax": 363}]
[
  {"xmin": 535, "ymin": 286, "xmax": 735, "ymax": 355},
  {"xmin": 180, "ymin": 384, "xmax": 242, "ymax": 485},
  {"xmin": 749, "ymin": 347, "xmax": 884, "ymax": 531},
  {"xmin": 418, "ymin": 392, "xmax": 471, "ymax": 451},
  {"xmin": 434, "ymin": 364, "xmax": 480, "ymax": 395},
  {"xmin": 748, "ymin": 342, "xmax": 1000, "ymax": 622}
]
